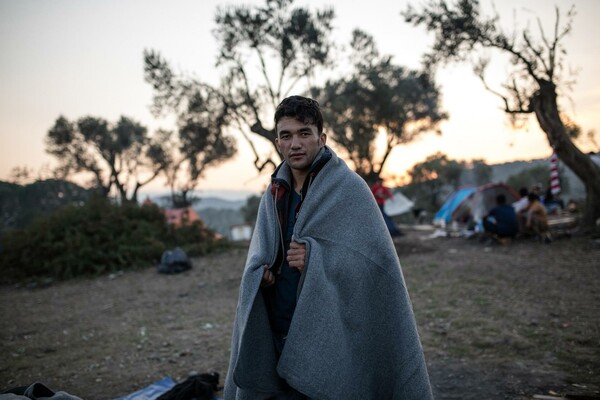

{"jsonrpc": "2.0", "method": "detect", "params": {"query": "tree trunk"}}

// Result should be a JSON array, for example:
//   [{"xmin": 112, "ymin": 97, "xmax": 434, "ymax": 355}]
[{"xmin": 530, "ymin": 80, "xmax": 600, "ymax": 230}]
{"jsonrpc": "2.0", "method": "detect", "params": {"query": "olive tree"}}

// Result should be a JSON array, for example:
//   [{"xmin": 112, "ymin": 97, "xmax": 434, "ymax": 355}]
[
  {"xmin": 404, "ymin": 0, "xmax": 600, "ymax": 228},
  {"xmin": 144, "ymin": 0, "xmax": 335, "ymax": 173},
  {"xmin": 312, "ymin": 30, "xmax": 446, "ymax": 181},
  {"xmin": 46, "ymin": 115, "xmax": 169, "ymax": 203}
]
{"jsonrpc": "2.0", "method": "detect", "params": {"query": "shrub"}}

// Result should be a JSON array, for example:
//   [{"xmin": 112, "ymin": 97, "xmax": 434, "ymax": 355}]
[{"xmin": 0, "ymin": 197, "xmax": 226, "ymax": 281}]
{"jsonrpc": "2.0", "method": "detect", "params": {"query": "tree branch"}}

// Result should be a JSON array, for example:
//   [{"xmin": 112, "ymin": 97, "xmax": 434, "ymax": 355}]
[
  {"xmin": 234, "ymin": 119, "xmax": 277, "ymax": 173},
  {"xmin": 235, "ymin": 60, "xmax": 263, "ymax": 124},
  {"xmin": 476, "ymin": 69, "xmax": 531, "ymax": 114},
  {"xmin": 253, "ymin": 44, "xmax": 278, "ymax": 108},
  {"xmin": 522, "ymin": 30, "xmax": 549, "ymax": 76}
]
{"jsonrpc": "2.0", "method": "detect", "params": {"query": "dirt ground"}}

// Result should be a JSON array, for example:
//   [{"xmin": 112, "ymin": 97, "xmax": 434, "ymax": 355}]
[{"xmin": 1, "ymin": 227, "xmax": 599, "ymax": 399}]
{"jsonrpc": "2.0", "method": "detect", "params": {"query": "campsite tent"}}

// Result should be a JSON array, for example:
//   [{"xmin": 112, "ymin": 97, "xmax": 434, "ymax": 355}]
[
  {"xmin": 434, "ymin": 183, "xmax": 519, "ymax": 229},
  {"xmin": 433, "ymin": 187, "xmax": 476, "ymax": 226}
]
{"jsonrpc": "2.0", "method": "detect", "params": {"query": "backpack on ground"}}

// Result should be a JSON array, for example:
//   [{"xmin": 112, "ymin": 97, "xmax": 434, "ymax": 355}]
[{"xmin": 158, "ymin": 247, "xmax": 192, "ymax": 274}]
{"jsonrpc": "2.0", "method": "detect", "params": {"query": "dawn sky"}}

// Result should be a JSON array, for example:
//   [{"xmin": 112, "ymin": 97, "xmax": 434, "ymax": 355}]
[{"xmin": 1, "ymin": 0, "xmax": 598, "ymax": 195}]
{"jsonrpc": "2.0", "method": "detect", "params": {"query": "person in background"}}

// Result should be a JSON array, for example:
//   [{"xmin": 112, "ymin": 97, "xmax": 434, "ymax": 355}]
[
  {"xmin": 512, "ymin": 187, "xmax": 530, "ymax": 234},
  {"xmin": 543, "ymin": 187, "xmax": 564, "ymax": 215},
  {"xmin": 512, "ymin": 187, "xmax": 529, "ymax": 213},
  {"xmin": 567, "ymin": 199, "xmax": 578, "ymax": 214},
  {"xmin": 525, "ymin": 192, "xmax": 552, "ymax": 243},
  {"xmin": 483, "ymin": 194, "xmax": 519, "ymax": 242},
  {"xmin": 371, "ymin": 177, "xmax": 403, "ymax": 237}
]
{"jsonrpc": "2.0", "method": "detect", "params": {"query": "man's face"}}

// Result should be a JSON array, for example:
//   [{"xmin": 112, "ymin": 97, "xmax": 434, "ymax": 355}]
[{"xmin": 276, "ymin": 116, "xmax": 326, "ymax": 172}]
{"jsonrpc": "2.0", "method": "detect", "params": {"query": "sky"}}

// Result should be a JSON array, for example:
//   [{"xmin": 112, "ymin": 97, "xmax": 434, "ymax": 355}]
[{"xmin": 1, "ymin": 0, "xmax": 599, "ymax": 198}]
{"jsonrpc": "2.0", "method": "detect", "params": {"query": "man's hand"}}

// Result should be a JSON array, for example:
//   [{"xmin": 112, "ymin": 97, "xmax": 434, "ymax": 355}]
[
  {"xmin": 287, "ymin": 241, "xmax": 306, "ymax": 273},
  {"xmin": 261, "ymin": 265, "xmax": 275, "ymax": 288}
]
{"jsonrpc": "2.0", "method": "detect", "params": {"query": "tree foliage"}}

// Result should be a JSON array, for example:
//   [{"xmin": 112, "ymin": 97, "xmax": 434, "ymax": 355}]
[
  {"xmin": 408, "ymin": 152, "xmax": 465, "ymax": 210},
  {"xmin": 144, "ymin": 0, "xmax": 335, "ymax": 172},
  {"xmin": 403, "ymin": 0, "xmax": 600, "ymax": 228},
  {"xmin": 463, "ymin": 159, "xmax": 493, "ymax": 187},
  {"xmin": 312, "ymin": 30, "xmax": 447, "ymax": 180},
  {"xmin": 46, "ymin": 115, "xmax": 169, "ymax": 203},
  {"xmin": 0, "ymin": 179, "xmax": 90, "ymax": 232},
  {"xmin": 158, "ymin": 90, "xmax": 237, "ymax": 207},
  {"xmin": 0, "ymin": 197, "xmax": 226, "ymax": 281}
]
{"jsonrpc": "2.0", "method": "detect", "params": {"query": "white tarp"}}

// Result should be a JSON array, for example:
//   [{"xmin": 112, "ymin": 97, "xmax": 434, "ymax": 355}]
[{"xmin": 384, "ymin": 191, "xmax": 414, "ymax": 217}]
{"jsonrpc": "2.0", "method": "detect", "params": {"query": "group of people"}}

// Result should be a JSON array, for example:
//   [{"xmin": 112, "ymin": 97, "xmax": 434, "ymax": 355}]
[{"xmin": 483, "ymin": 185, "xmax": 560, "ymax": 243}]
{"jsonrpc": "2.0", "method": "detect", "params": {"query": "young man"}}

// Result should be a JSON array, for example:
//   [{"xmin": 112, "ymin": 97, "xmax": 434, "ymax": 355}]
[{"xmin": 224, "ymin": 96, "xmax": 432, "ymax": 400}]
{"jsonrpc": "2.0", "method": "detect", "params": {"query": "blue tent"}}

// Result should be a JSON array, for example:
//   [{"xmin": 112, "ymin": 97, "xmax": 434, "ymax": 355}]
[
  {"xmin": 433, "ymin": 187, "xmax": 477, "ymax": 226},
  {"xmin": 433, "ymin": 183, "xmax": 520, "ymax": 228}
]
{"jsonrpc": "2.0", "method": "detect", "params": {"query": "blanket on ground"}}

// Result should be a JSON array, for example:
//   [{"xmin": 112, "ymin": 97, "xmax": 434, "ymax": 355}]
[{"xmin": 224, "ymin": 147, "xmax": 432, "ymax": 400}]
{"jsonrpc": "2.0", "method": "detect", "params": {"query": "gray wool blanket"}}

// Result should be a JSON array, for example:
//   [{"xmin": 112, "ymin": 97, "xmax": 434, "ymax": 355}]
[{"xmin": 224, "ymin": 148, "xmax": 433, "ymax": 400}]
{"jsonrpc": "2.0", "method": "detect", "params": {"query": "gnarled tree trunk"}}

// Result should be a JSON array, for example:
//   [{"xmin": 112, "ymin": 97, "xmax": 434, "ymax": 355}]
[{"xmin": 531, "ymin": 80, "xmax": 600, "ymax": 229}]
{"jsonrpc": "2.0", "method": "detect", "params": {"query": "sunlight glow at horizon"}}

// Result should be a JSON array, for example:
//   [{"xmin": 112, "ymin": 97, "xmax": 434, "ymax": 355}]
[{"xmin": 0, "ymin": 0, "xmax": 598, "ymax": 194}]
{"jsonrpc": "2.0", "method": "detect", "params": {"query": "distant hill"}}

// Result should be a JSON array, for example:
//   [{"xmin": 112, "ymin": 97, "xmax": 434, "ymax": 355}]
[
  {"xmin": 194, "ymin": 197, "xmax": 246, "ymax": 211},
  {"xmin": 192, "ymin": 197, "xmax": 250, "ymax": 239},
  {"xmin": 196, "ymin": 207, "xmax": 246, "ymax": 239},
  {"xmin": 143, "ymin": 191, "xmax": 258, "ymax": 239}
]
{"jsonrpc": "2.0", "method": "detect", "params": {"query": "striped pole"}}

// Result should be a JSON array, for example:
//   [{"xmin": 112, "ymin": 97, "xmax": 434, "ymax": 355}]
[{"xmin": 550, "ymin": 148, "xmax": 561, "ymax": 195}]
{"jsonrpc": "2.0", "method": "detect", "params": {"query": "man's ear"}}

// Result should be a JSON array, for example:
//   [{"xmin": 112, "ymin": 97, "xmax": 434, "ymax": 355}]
[
  {"xmin": 275, "ymin": 137, "xmax": 281, "ymax": 153},
  {"xmin": 319, "ymin": 133, "xmax": 327, "ymax": 147}
]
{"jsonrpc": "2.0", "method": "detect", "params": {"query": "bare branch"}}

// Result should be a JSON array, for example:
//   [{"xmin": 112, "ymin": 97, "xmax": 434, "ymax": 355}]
[
  {"xmin": 522, "ymin": 30, "xmax": 549, "ymax": 75},
  {"xmin": 253, "ymin": 44, "xmax": 278, "ymax": 108},
  {"xmin": 235, "ymin": 60, "xmax": 262, "ymax": 124},
  {"xmin": 233, "ymin": 118, "xmax": 277, "ymax": 173},
  {"xmin": 475, "ymin": 67, "xmax": 531, "ymax": 115}
]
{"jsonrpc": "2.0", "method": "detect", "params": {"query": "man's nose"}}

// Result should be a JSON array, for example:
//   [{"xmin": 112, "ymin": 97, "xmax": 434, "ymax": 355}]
[{"xmin": 290, "ymin": 134, "xmax": 301, "ymax": 148}]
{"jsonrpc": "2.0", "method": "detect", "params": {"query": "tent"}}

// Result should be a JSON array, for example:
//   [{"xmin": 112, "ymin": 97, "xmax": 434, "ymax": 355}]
[
  {"xmin": 384, "ymin": 191, "xmax": 414, "ymax": 216},
  {"xmin": 433, "ymin": 187, "xmax": 476, "ymax": 226},
  {"xmin": 434, "ymin": 183, "xmax": 519, "ymax": 228}
]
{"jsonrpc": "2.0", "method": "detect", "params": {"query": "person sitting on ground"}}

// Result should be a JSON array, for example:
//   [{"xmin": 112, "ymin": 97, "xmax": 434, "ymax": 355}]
[
  {"xmin": 483, "ymin": 194, "xmax": 519, "ymax": 240},
  {"xmin": 525, "ymin": 193, "xmax": 552, "ymax": 243},
  {"xmin": 512, "ymin": 187, "xmax": 529, "ymax": 233}
]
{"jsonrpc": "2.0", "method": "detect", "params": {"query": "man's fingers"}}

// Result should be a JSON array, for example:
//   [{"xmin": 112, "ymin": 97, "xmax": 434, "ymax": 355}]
[
  {"xmin": 261, "ymin": 266, "xmax": 275, "ymax": 287},
  {"xmin": 287, "ymin": 251, "xmax": 305, "ymax": 263},
  {"xmin": 279, "ymin": 243, "xmax": 306, "ymax": 273},
  {"xmin": 287, "ymin": 249, "xmax": 303, "ymax": 258},
  {"xmin": 289, "ymin": 241, "xmax": 306, "ymax": 250}
]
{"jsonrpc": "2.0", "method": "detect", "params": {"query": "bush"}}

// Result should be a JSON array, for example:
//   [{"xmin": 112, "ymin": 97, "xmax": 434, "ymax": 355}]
[{"xmin": 0, "ymin": 197, "xmax": 226, "ymax": 281}]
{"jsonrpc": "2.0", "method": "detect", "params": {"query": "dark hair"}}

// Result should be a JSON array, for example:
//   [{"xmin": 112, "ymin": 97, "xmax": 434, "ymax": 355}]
[
  {"xmin": 274, "ymin": 96, "xmax": 323, "ymax": 134},
  {"xmin": 519, "ymin": 187, "xmax": 528, "ymax": 197},
  {"xmin": 496, "ymin": 194, "xmax": 506, "ymax": 205},
  {"xmin": 528, "ymin": 192, "xmax": 539, "ymax": 202}
]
